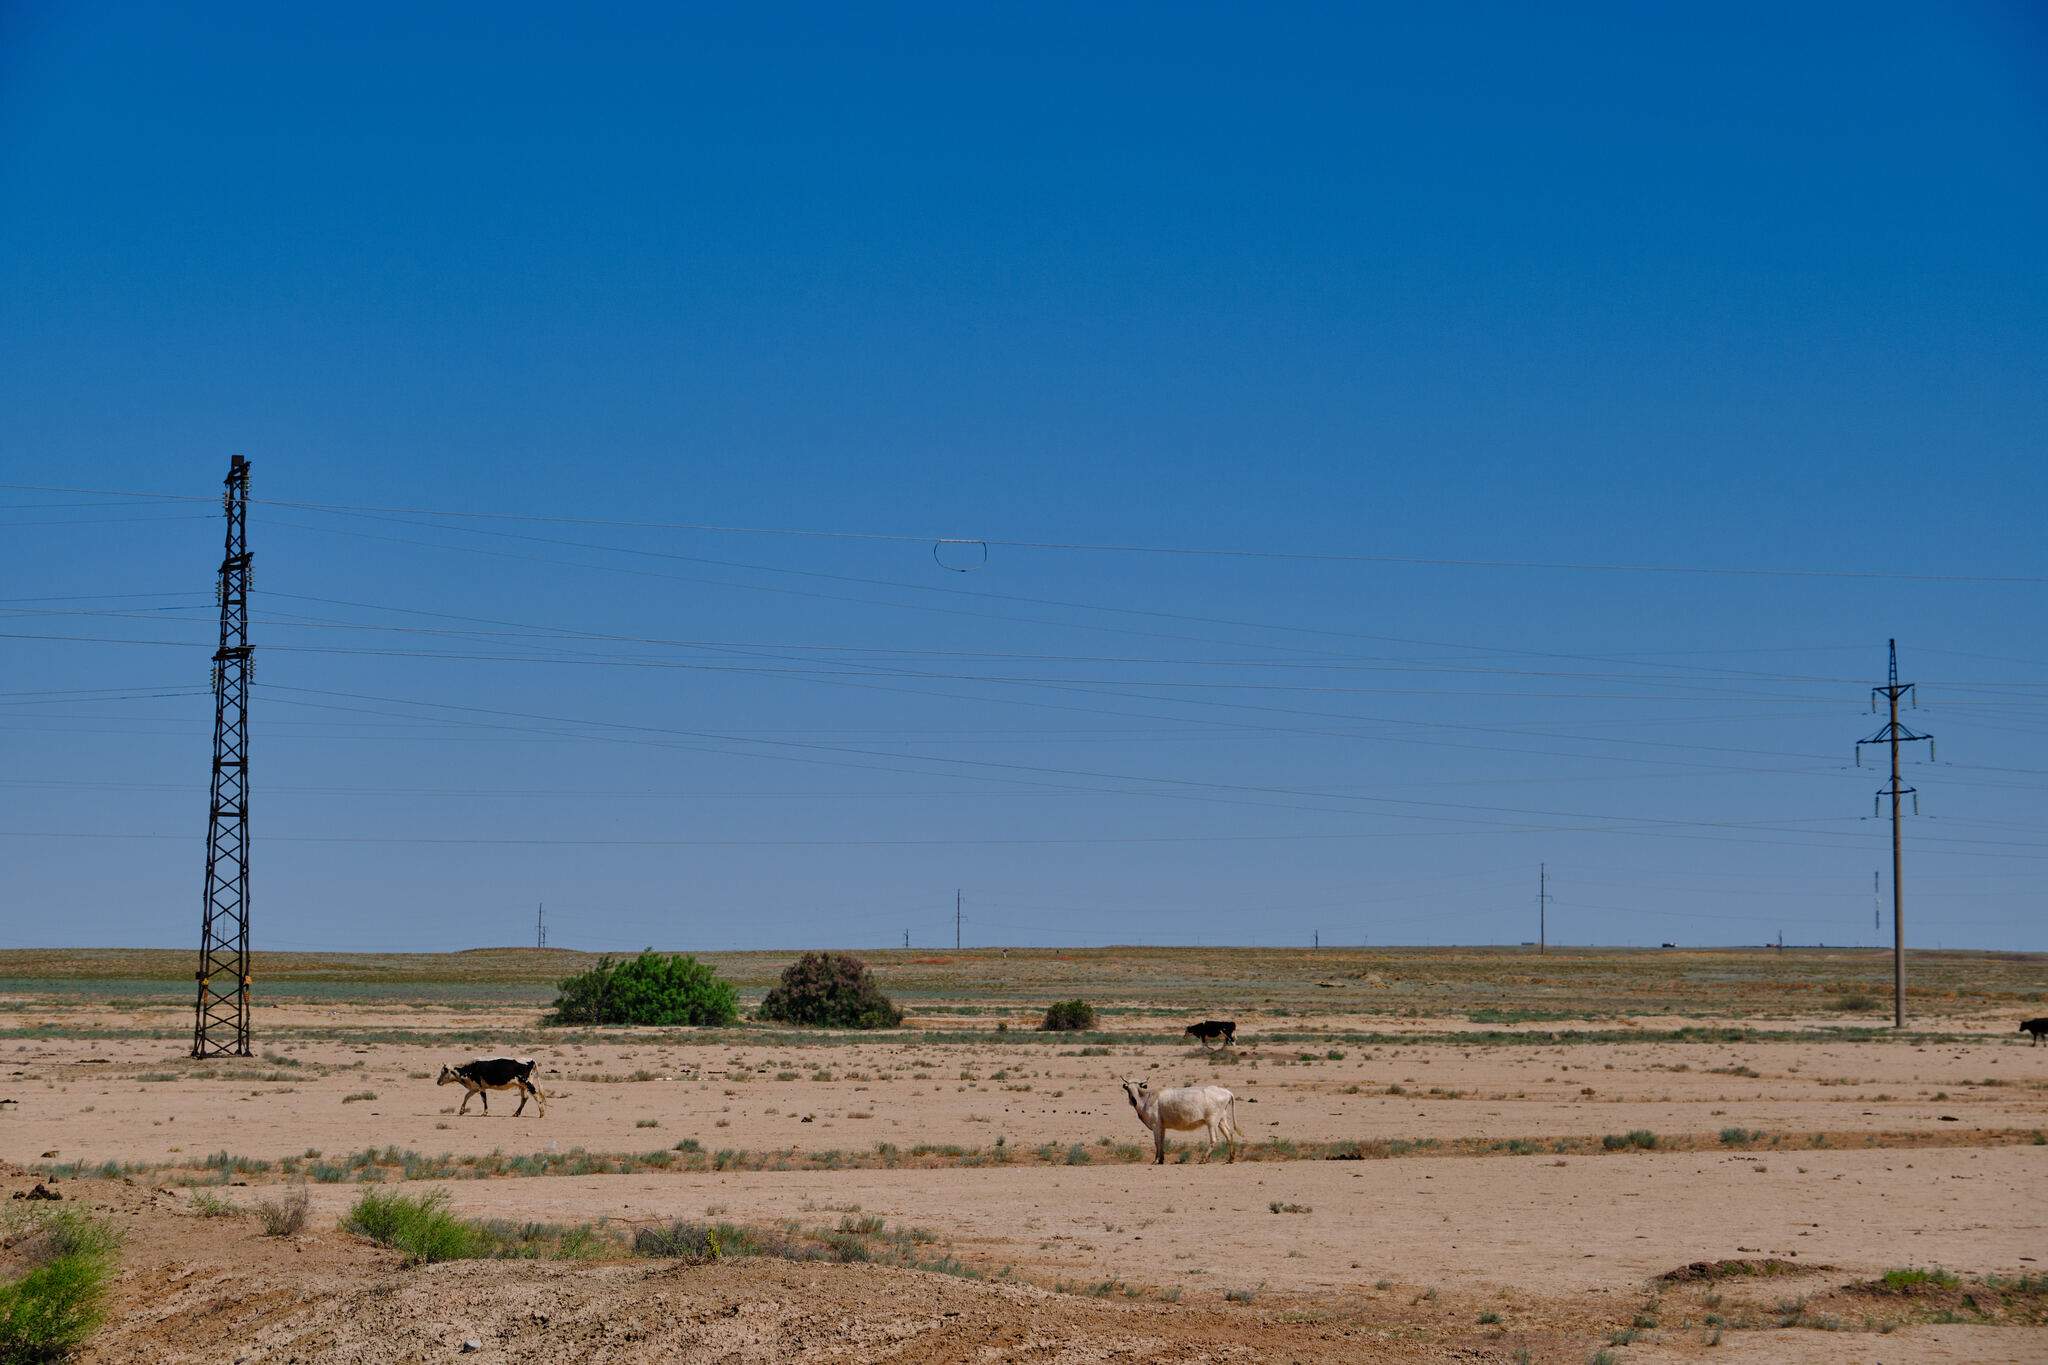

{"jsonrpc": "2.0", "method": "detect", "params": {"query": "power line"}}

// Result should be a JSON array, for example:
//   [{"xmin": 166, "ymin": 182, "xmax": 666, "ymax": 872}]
[{"xmin": 3, "ymin": 480, "xmax": 2043, "ymax": 583}]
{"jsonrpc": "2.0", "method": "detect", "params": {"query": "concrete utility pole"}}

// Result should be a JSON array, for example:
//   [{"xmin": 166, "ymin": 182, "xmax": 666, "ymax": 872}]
[
  {"xmin": 1857, "ymin": 640, "xmax": 1932, "ymax": 1030},
  {"xmin": 955, "ymin": 889, "xmax": 963, "ymax": 950},
  {"xmin": 1538, "ymin": 864, "xmax": 1548, "ymax": 955},
  {"xmin": 537, "ymin": 903, "xmax": 545, "ymax": 950}
]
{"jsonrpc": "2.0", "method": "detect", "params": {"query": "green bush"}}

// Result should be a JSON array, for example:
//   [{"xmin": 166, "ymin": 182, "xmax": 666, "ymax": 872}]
[
  {"xmin": 756, "ymin": 952, "xmax": 902, "ymax": 1029},
  {"xmin": 544, "ymin": 949, "xmax": 738, "ymax": 1027},
  {"xmin": 0, "ymin": 1209, "xmax": 123, "ymax": 1363},
  {"xmin": 341, "ymin": 1188, "xmax": 480, "ymax": 1265},
  {"xmin": 1039, "ymin": 999, "xmax": 1096, "ymax": 1031}
]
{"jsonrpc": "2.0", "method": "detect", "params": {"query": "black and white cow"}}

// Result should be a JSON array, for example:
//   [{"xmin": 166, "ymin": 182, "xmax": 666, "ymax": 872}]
[
  {"xmin": 1184, "ymin": 1019, "xmax": 1236, "ymax": 1049},
  {"xmin": 436, "ymin": 1057, "xmax": 545, "ymax": 1116}
]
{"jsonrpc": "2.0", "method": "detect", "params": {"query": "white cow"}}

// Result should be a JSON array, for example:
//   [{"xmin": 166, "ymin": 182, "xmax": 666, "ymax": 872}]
[{"xmin": 1120, "ymin": 1078, "xmax": 1244, "ymax": 1164}]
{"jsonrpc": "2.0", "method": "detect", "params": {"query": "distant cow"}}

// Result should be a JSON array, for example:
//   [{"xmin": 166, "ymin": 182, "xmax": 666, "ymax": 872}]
[
  {"xmin": 1184, "ymin": 1020, "xmax": 1236, "ymax": 1049},
  {"xmin": 436, "ymin": 1057, "xmax": 545, "ymax": 1116},
  {"xmin": 2021, "ymin": 1019, "xmax": 2048, "ymax": 1046},
  {"xmin": 1120, "ymin": 1078, "xmax": 1245, "ymax": 1164}
]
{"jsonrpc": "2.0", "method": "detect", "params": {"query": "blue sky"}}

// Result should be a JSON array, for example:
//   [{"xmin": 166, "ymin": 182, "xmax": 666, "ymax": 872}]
[{"xmin": 2, "ymin": 3, "xmax": 2043, "ymax": 953}]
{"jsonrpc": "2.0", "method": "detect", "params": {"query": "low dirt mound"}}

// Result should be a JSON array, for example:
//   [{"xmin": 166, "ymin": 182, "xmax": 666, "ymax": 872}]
[
  {"xmin": 46, "ymin": 1176, "xmax": 1420, "ymax": 1364},
  {"xmin": 1659, "ymin": 1257, "xmax": 1830, "ymax": 1283}
]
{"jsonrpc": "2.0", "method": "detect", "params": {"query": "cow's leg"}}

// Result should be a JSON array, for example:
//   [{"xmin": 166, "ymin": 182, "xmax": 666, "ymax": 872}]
[
  {"xmin": 529, "ymin": 1084, "xmax": 545, "ymax": 1117},
  {"xmin": 513, "ymin": 1085, "xmax": 528, "ymax": 1117},
  {"xmin": 1155, "ymin": 1122, "xmax": 1167, "ymax": 1165},
  {"xmin": 457, "ymin": 1089, "xmax": 473, "ymax": 1115},
  {"xmin": 478, "ymin": 1088, "xmax": 489, "ymax": 1114}
]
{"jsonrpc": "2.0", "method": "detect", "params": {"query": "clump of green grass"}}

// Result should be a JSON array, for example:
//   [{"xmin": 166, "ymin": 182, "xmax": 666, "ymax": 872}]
[
  {"xmin": 341, "ymin": 1188, "xmax": 479, "ymax": 1265},
  {"xmin": 0, "ymin": 1207, "xmax": 124, "ymax": 1362},
  {"xmin": 1719, "ymin": 1127, "xmax": 1757, "ymax": 1145},
  {"xmin": 341, "ymin": 1091, "xmax": 377, "ymax": 1103},
  {"xmin": 1881, "ymin": 1267, "xmax": 1959, "ymax": 1290},
  {"xmin": 188, "ymin": 1190, "xmax": 243, "ymax": 1218},
  {"xmin": 1224, "ymin": 1287, "xmax": 1256, "ymax": 1304},
  {"xmin": 1603, "ymin": 1130, "xmax": 1659, "ymax": 1151}
]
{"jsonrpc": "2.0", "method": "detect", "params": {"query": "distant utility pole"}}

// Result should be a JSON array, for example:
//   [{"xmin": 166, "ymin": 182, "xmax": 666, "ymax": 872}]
[
  {"xmin": 1538, "ymin": 863, "xmax": 1548, "ymax": 955},
  {"xmin": 1873, "ymin": 871, "xmax": 1880, "ymax": 942},
  {"xmin": 955, "ymin": 889, "xmax": 964, "ymax": 950},
  {"xmin": 1313, "ymin": 930, "xmax": 1319, "ymax": 950},
  {"xmin": 1857, "ymin": 639, "xmax": 1933, "ymax": 1029},
  {"xmin": 537, "ymin": 903, "xmax": 545, "ymax": 950},
  {"xmin": 193, "ymin": 455, "xmax": 254, "ymax": 1058},
  {"xmin": 904, "ymin": 929, "xmax": 910, "ymax": 950}
]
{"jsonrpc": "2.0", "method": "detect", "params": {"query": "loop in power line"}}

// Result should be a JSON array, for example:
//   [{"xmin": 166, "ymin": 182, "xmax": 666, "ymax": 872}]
[{"xmin": 933, "ymin": 539, "xmax": 989, "ymax": 573}]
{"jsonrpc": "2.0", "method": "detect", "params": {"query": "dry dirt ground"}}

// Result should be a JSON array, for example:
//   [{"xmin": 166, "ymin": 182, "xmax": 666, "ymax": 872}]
[{"xmin": 2, "ymin": 946, "xmax": 2044, "ymax": 1361}]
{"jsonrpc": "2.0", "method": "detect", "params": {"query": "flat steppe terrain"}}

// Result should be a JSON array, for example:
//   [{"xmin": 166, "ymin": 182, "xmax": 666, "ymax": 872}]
[{"xmin": 3, "ymin": 945, "xmax": 2043, "ymax": 1362}]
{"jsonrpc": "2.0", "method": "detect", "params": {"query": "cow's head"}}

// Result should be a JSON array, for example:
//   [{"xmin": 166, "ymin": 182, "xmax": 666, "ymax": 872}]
[
  {"xmin": 435, "ymin": 1065, "xmax": 459, "ymax": 1085},
  {"xmin": 1120, "ymin": 1077, "xmax": 1150, "ymax": 1111}
]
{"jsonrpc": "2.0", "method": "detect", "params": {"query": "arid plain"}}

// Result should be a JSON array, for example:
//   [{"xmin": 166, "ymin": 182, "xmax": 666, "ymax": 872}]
[{"xmin": 3, "ymin": 945, "xmax": 2044, "ymax": 1363}]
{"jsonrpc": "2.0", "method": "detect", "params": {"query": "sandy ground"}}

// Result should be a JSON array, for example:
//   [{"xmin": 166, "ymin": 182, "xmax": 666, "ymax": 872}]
[
  {"xmin": 3, "ymin": 993, "xmax": 2045, "ymax": 1360},
  {"xmin": 8, "ymin": 1006, "xmax": 2043, "ymax": 1169}
]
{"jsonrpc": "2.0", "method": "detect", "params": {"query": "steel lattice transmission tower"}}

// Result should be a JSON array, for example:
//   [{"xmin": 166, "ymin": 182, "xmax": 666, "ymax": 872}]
[
  {"xmin": 1856, "ymin": 639, "xmax": 1932, "ymax": 1031},
  {"xmin": 193, "ymin": 455, "xmax": 254, "ymax": 1057}
]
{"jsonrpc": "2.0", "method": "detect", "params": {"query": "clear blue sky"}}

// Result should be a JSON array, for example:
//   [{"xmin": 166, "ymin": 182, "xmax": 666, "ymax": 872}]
[{"xmin": 3, "ymin": 3, "xmax": 2043, "ymax": 953}]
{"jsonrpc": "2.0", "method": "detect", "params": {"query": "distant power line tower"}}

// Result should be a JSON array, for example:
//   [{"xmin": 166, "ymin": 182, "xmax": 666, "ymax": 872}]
[
  {"xmin": 1857, "ymin": 639, "xmax": 1932, "ymax": 1030},
  {"xmin": 955, "ymin": 889, "xmax": 964, "ymax": 950},
  {"xmin": 192, "ymin": 455, "xmax": 254, "ymax": 1058}
]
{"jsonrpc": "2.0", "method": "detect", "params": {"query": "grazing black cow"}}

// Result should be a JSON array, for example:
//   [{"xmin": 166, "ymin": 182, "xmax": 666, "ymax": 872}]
[
  {"xmin": 1184, "ymin": 1019, "xmax": 1236, "ymax": 1049},
  {"xmin": 436, "ymin": 1057, "xmax": 545, "ymax": 1116},
  {"xmin": 2020, "ymin": 1018, "xmax": 2048, "ymax": 1046}
]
